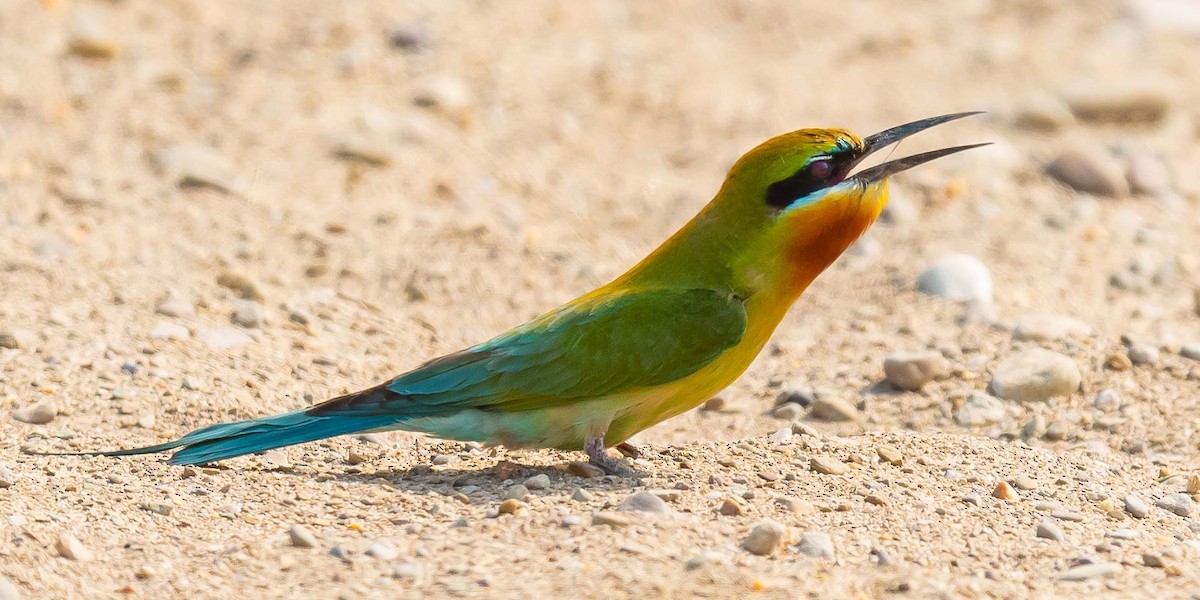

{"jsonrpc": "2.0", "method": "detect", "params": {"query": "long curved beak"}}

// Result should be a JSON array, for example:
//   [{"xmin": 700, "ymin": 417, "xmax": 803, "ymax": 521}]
[{"xmin": 850, "ymin": 112, "xmax": 990, "ymax": 183}]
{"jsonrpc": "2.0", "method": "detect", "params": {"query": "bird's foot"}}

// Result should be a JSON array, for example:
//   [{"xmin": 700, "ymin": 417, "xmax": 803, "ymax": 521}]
[{"xmin": 585, "ymin": 435, "xmax": 626, "ymax": 475}]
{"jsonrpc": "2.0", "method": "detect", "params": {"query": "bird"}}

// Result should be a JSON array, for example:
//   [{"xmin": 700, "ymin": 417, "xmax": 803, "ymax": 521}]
[{"xmin": 79, "ymin": 112, "xmax": 986, "ymax": 473}]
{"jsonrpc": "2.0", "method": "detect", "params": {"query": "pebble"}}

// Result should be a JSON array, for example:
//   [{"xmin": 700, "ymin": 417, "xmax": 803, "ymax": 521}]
[
  {"xmin": 1066, "ymin": 88, "xmax": 1171, "ymax": 125},
  {"xmin": 156, "ymin": 143, "xmax": 244, "ymax": 194},
  {"xmin": 1045, "ymin": 147, "xmax": 1129, "ymax": 196},
  {"xmin": 882, "ymin": 351, "xmax": 948, "ymax": 391},
  {"xmin": 954, "ymin": 391, "xmax": 1005, "ymax": 426},
  {"xmin": 811, "ymin": 457, "xmax": 849, "ymax": 475},
  {"xmin": 55, "ymin": 533, "xmax": 93, "ymax": 561},
  {"xmin": 365, "ymin": 542, "xmax": 399, "ymax": 561},
  {"xmin": 149, "ymin": 321, "xmax": 189, "ymax": 341},
  {"xmin": 561, "ymin": 514, "xmax": 583, "ymax": 527},
  {"xmin": 217, "ymin": 271, "xmax": 265, "ymax": 301},
  {"xmin": 1156, "ymin": 493, "xmax": 1194, "ymax": 517},
  {"xmin": 1124, "ymin": 494, "xmax": 1150, "ymax": 519},
  {"xmin": 700, "ymin": 396, "xmax": 726, "ymax": 411},
  {"xmin": 742, "ymin": 520, "xmax": 786, "ymax": 556},
  {"xmin": 431, "ymin": 454, "xmax": 454, "ymax": 465},
  {"xmin": 1127, "ymin": 343, "xmax": 1159, "ymax": 366},
  {"xmin": 196, "ymin": 327, "xmax": 253, "ymax": 350},
  {"xmin": 718, "ymin": 499, "xmax": 744, "ymax": 516},
  {"xmin": 1059, "ymin": 562, "xmax": 1121, "ymax": 581},
  {"xmin": 389, "ymin": 24, "xmax": 434, "ymax": 53},
  {"xmin": 876, "ymin": 445, "xmax": 903, "ymax": 466},
  {"xmin": 1181, "ymin": 344, "xmax": 1200, "ymax": 361},
  {"xmin": 288, "ymin": 524, "xmax": 318, "ymax": 548},
  {"xmin": 591, "ymin": 512, "xmax": 631, "ymax": 527},
  {"xmin": 1012, "ymin": 315, "xmax": 1091, "ymax": 342},
  {"xmin": 0, "ymin": 332, "xmax": 19, "ymax": 350},
  {"xmin": 1093, "ymin": 389, "xmax": 1122, "ymax": 412},
  {"xmin": 0, "ymin": 464, "xmax": 15, "ymax": 488},
  {"xmin": 772, "ymin": 403, "xmax": 804, "ymax": 420},
  {"xmin": 1043, "ymin": 419, "xmax": 1071, "ymax": 441},
  {"xmin": 571, "ymin": 487, "xmax": 593, "ymax": 502},
  {"xmin": 523, "ymin": 474, "xmax": 551, "ymax": 490},
  {"xmin": 992, "ymin": 481, "xmax": 1019, "ymax": 500},
  {"xmin": 497, "ymin": 499, "xmax": 523, "ymax": 515},
  {"xmin": 503, "ymin": 484, "xmax": 529, "ymax": 501},
  {"xmin": 567, "ymin": 461, "xmax": 605, "ymax": 479},
  {"xmin": 13, "ymin": 401, "xmax": 57, "ymax": 425},
  {"xmin": 774, "ymin": 388, "xmax": 815, "ymax": 408},
  {"xmin": 68, "ymin": 9, "xmax": 119, "ymax": 59},
  {"xmin": 1143, "ymin": 553, "xmax": 1167, "ymax": 568},
  {"xmin": 1012, "ymin": 94, "xmax": 1075, "ymax": 132},
  {"xmin": 988, "ymin": 349, "xmax": 1081, "ymax": 402},
  {"xmin": 392, "ymin": 562, "xmax": 422, "ymax": 579},
  {"xmin": 1037, "ymin": 519, "xmax": 1065, "ymax": 541},
  {"xmin": 795, "ymin": 531, "xmax": 836, "ymax": 559},
  {"xmin": 328, "ymin": 546, "xmax": 351, "ymax": 562},
  {"xmin": 413, "ymin": 75, "xmax": 472, "ymax": 120},
  {"xmin": 154, "ymin": 298, "xmax": 194, "ymax": 318},
  {"xmin": 809, "ymin": 397, "xmax": 857, "ymax": 422},
  {"xmin": 0, "ymin": 577, "xmax": 18, "ymax": 600},
  {"xmin": 232, "ymin": 301, "xmax": 265, "ymax": 328},
  {"xmin": 618, "ymin": 491, "xmax": 670, "ymax": 514},
  {"xmin": 916, "ymin": 254, "xmax": 993, "ymax": 304}
]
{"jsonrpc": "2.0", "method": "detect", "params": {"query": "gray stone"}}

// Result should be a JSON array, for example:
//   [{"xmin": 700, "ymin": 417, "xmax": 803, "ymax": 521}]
[
  {"xmin": 1093, "ymin": 389, "xmax": 1122, "ymax": 412},
  {"xmin": 503, "ymin": 484, "xmax": 529, "ymax": 501},
  {"xmin": 1179, "ymin": 343, "xmax": 1200, "ymax": 361},
  {"xmin": 618, "ymin": 491, "xmax": 670, "ymax": 514},
  {"xmin": 1037, "ymin": 519, "xmax": 1065, "ymax": 541},
  {"xmin": 13, "ymin": 401, "xmax": 57, "ymax": 425},
  {"xmin": 795, "ymin": 531, "xmax": 836, "ymax": 559},
  {"xmin": 1125, "ymin": 494, "xmax": 1150, "ymax": 519},
  {"xmin": 232, "ymin": 301, "xmax": 265, "ymax": 328},
  {"xmin": 809, "ymin": 397, "xmax": 858, "ymax": 422},
  {"xmin": 1127, "ymin": 343, "xmax": 1160, "ymax": 366},
  {"xmin": 883, "ymin": 351, "xmax": 949, "ymax": 391},
  {"xmin": 954, "ymin": 392, "xmax": 1005, "ymax": 426},
  {"xmin": 772, "ymin": 403, "xmax": 804, "ymax": 420},
  {"xmin": 1045, "ymin": 147, "xmax": 1129, "ymax": 196},
  {"xmin": 523, "ymin": 474, "xmax": 551, "ymax": 490},
  {"xmin": 917, "ymin": 254, "xmax": 993, "ymax": 303},
  {"xmin": 1156, "ymin": 493, "xmax": 1194, "ymax": 517},
  {"xmin": 55, "ymin": 533, "xmax": 93, "ymax": 561},
  {"xmin": 742, "ymin": 520, "xmax": 787, "ymax": 556},
  {"xmin": 288, "ymin": 524, "xmax": 318, "ymax": 548},
  {"xmin": 365, "ymin": 542, "xmax": 399, "ymax": 560},
  {"xmin": 989, "ymin": 349, "xmax": 1081, "ymax": 402}
]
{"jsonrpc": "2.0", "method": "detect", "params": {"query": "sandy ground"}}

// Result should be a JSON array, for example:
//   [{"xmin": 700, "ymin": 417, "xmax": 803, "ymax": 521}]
[{"xmin": 2, "ymin": 1, "xmax": 1200, "ymax": 598}]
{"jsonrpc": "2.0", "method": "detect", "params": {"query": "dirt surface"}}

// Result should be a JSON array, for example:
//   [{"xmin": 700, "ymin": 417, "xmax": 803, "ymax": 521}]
[{"xmin": 2, "ymin": 1, "xmax": 1200, "ymax": 598}]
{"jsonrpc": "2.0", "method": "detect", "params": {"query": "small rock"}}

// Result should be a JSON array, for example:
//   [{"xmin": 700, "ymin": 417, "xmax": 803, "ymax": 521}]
[
  {"xmin": 1012, "ymin": 475, "xmax": 1039, "ymax": 491},
  {"xmin": 773, "ymin": 388, "xmax": 815, "ymax": 408},
  {"xmin": 883, "ymin": 351, "xmax": 949, "ymax": 391},
  {"xmin": 795, "ymin": 531, "xmax": 836, "ymax": 559},
  {"xmin": 811, "ymin": 457, "xmax": 849, "ymax": 475},
  {"xmin": 1059, "ymin": 562, "xmax": 1121, "ymax": 581},
  {"xmin": 1143, "ymin": 553, "xmax": 1167, "ymax": 568},
  {"xmin": 1045, "ymin": 147, "xmax": 1130, "ymax": 196},
  {"xmin": 1022, "ymin": 415, "xmax": 1048, "ymax": 439},
  {"xmin": 413, "ymin": 75, "xmax": 472, "ymax": 119},
  {"xmin": 567, "ymin": 461, "xmax": 605, "ymax": 479},
  {"xmin": 497, "ymin": 499, "xmax": 523, "ymax": 515},
  {"xmin": 0, "ymin": 464, "xmax": 15, "ymax": 488},
  {"xmin": 1093, "ymin": 389, "xmax": 1122, "ymax": 412},
  {"xmin": 1066, "ymin": 87, "xmax": 1171, "ymax": 125},
  {"xmin": 139, "ymin": 502, "xmax": 173, "ymax": 516},
  {"xmin": 742, "ymin": 520, "xmax": 787, "ymax": 556},
  {"xmin": 700, "ymin": 396, "xmax": 726, "ymax": 411},
  {"xmin": 1156, "ymin": 493, "xmax": 1194, "ymax": 517},
  {"xmin": 1105, "ymin": 351, "xmax": 1133, "ymax": 371},
  {"xmin": 618, "ymin": 491, "xmax": 670, "ymax": 514},
  {"xmin": 1012, "ymin": 315, "xmax": 1091, "ymax": 342},
  {"xmin": 149, "ymin": 321, "xmax": 189, "ymax": 341},
  {"xmin": 1180, "ymin": 344, "xmax": 1200, "ymax": 361},
  {"xmin": 1128, "ymin": 343, "xmax": 1160, "ymax": 366},
  {"xmin": 954, "ymin": 391, "xmax": 1005, "ymax": 426},
  {"xmin": 288, "ymin": 524, "xmax": 318, "ymax": 548},
  {"xmin": 156, "ymin": 143, "xmax": 244, "ymax": 194},
  {"xmin": 774, "ymin": 497, "xmax": 815, "ymax": 514},
  {"xmin": 67, "ymin": 8, "xmax": 119, "ymax": 59},
  {"xmin": 718, "ymin": 499, "xmax": 744, "ymax": 516},
  {"xmin": 431, "ymin": 454, "xmax": 454, "ymax": 465},
  {"xmin": 154, "ymin": 298, "xmax": 195, "ymax": 318},
  {"xmin": 809, "ymin": 397, "xmax": 857, "ymax": 422},
  {"xmin": 231, "ymin": 301, "xmax": 265, "ymax": 328},
  {"xmin": 365, "ymin": 542, "xmax": 399, "ymax": 561},
  {"xmin": 989, "ymin": 349, "xmax": 1081, "ymax": 402},
  {"xmin": 328, "ymin": 546, "xmax": 351, "ymax": 562},
  {"xmin": 772, "ymin": 403, "xmax": 804, "ymax": 420},
  {"xmin": 591, "ymin": 511, "xmax": 631, "ymax": 527},
  {"xmin": 876, "ymin": 445, "xmax": 903, "ymax": 466},
  {"xmin": 0, "ymin": 332, "xmax": 20, "ymax": 350},
  {"xmin": 196, "ymin": 327, "xmax": 254, "ymax": 350},
  {"xmin": 523, "ymin": 474, "xmax": 551, "ymax": 490},
  {"xmin": 1037, "ymin": 519, "xmax": 1065, "ymax": 541},
  {"xmin": 1187, "ymin": 475, "xmax": 1200, "ymax": 494},
  {"xmin": 13, "ymin": 401, "xmax": 57, "ymax": 425},
  {"xmin": 388, "ymin": 24, "xmax": 434, "ymax": 53},
  {"xmin": 571, "ymin": 487, "xmax": 593, "ymax": 502},
  {"xmin": 503, "ymin": 484, "xmax": 529, "ymax": 501},
  {"xmin": 916, "ymin": 254, "xmax": 993, "ymax": 303},
  {"xmin": 1043, "ymin": 419, "xmax": 1071, "ymax": 441},
  {"xmin": 993, "ymin": 481, "xmax": 1019, "ymax": 500},
  {"xmin": 55, "ymin": 533, "xmax": 93, "ymax": 561},
  {"xmin": 1125, "ymin": 494, "xmax": 1150, "ymax": 519},
  {"xmin": 217, "ymin": 271, "xmax": 265, "ymax": 301}
]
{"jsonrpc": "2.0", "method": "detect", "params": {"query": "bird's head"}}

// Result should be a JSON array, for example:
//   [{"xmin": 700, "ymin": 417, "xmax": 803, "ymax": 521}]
[{"xmin": 715, "ymin": 112, "xmax": 987, "ymax": 297}]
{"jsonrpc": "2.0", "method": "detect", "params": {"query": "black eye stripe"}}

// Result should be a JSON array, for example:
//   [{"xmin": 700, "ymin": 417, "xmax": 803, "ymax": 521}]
[{"xmin": 764, "ymin": 153, "xmax": 856, "ymax": 209}]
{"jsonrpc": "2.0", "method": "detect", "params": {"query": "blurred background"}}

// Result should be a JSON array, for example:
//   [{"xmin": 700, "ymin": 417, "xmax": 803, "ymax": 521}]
[{"xmin": 1, "ymin": 1, "xmax": 1199, "ymax": 598}]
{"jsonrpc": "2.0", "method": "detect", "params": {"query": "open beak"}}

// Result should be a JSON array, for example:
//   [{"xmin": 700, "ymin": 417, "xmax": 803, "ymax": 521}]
[{"xmin": 850, "ymin": 112, "xmax": 990, "ymax": 184}]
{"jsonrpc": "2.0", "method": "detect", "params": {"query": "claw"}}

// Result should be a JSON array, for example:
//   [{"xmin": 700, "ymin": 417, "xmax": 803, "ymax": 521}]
[{"xmin": 585, "ymin": 435, "xmax": 624, "ymax": 474}]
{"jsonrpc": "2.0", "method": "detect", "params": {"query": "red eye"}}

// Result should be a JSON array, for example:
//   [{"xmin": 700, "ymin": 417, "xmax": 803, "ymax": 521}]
[{"xmin": 809, "ymin": 159, "xmax": 832, "ymax": 179}]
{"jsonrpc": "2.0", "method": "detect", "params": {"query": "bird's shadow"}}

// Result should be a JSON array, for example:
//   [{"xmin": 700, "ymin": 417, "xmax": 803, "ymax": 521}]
[{"xmin": 330, "ymin": 458, "xmax": 647, "ymax": 498}]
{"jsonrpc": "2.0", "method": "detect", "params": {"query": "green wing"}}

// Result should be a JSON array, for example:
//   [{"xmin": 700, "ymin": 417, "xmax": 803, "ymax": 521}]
[{"xmin": 376, "ymin": 288, "xmax": 747, "ymax": 413}]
